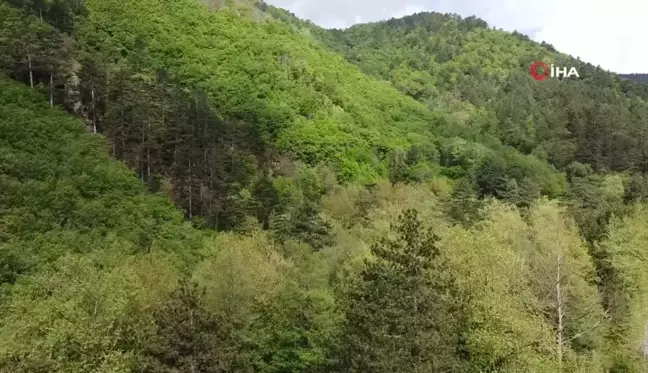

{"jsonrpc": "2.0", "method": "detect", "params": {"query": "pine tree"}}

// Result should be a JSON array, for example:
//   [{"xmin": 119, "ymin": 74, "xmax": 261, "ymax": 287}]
[
  {"xmin": 525, "ymin": 200, "xmax": 606, "ymax": 371},
  {"xmin": 388, "ymin": 149, "xmax": 408, "ymax": 185},
  {"xmin": 446, "ymin": 176, "xmax": 483, "ymax": 226},
  {"xmin": 138, "ymin": 280, "xmax": 241, "ymax": 373},
  {"xmin": 339, "ymin": 209, "xmax": 463, "ymax": 373}
]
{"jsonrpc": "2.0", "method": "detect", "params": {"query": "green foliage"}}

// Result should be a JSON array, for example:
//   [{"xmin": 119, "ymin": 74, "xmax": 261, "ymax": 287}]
[
  {"xmin": 526, "ymin": 201, "xmax": 606, "ymax": 365},
  {"xmin": 312, "ymin": 10, "xmax": 648, "ymax": 220},
  {"xmin": 338, "ymin": 209, "xmax": 464, "ymax": 373},
  {"xmin": 1, "ymin": 0, "xmax": 581, "ymax": 232},
  {"xmin": 445, "ymin": 176, "xmax": 483, "ymax": 226},
  {"xmin": 138, "ymin": 280, "xmax": 242, "ymax": 373},
  {"xmin": 75, "ymin": 0, "xmax": 441, "ymax": 186},
  {"xmin": 268, "ymin": 172, "xmax": 334, "ymax": 249},
  {"xmin": 0, "ymin": 252, "xmax": 180, "ymax": 372},
  {"xmin": 246, "ymin": 285, "xmax": 340, "ymax": 373},
  {"xmin": 598, "ymin": 206, "xmax": 648, "ymax": 372},
  {"xmin": 4, "ymin": 1, "xmax": 648, "ymax": 371},
  {"xmin": 474, "ymin": 150, "xmax": 564, "ymax": 206},
  {"xmin": 7, "ymin": 0, "xmax": 88, "ymax": 32},
  {"xmin": 623, "ymin": 173, "xmax": 648, "ymax": 203},
  {"xmin": 0, "ymin": 78, "xmax": 201, "ymax": 280},
  {"xmin": 567, "ymin": 173, "xmax": 626, "ymax": 244}
]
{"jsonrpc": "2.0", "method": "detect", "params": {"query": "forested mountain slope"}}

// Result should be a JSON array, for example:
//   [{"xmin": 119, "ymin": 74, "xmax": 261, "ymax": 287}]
[
  {"xmin": 621, "ymin": 73, "xmax": 648, "ymax": 84},
  {"xmin": 5, "ymin": 76, "xmax": 648, "ymax": 373},
  {"xmin": 1, "ymin": 0, "xmax": 567, "ymax": 230},
  {"xmin": 3, "ymin": 0, "xmax": 648, "ymax": 372},
  {"xmin": 0, "ymin": 77, "xmax": 202, "ymax": 276},
  {"xmin": 0, "ymin": 77, "xmax": 205, "ymax": 370},
  {"xmin": 310, "ymin": 13, "xmax": 648, "ymax": 174},
  {"xmin": 286, "ymin": 11, "xmax": 648, "ymax": 241}
]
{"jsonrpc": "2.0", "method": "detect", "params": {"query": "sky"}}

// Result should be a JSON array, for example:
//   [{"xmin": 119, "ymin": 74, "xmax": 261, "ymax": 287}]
[{"xmin": 264, "ymin": 0, "xmax": 648, "ymax": 74}]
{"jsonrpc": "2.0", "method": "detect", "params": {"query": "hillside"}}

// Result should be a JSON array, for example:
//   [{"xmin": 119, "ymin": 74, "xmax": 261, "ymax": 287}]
[
  {"xmin": 311, "ymin": 13, "xmax": 648, "ymax": 174},
  {"xmin": 621, "ymin": 73, "xmax": 648, "ymax": 84},
  {"xmin": 3, "ymin": 78, "xmax": 648, "ymax": 373},
  {"xmin": 0, "ymin": 76, "xmax": 203, "ymax": 369},
  {"xmin": 0, "ymin": 77, "xmax": 202, "ymax": 276},
  {"xmin": 261, "ymin": 7, "xmax": 648, "ymax": 228},
  {"xmin": 1, "ymin": 0, "xmax": 569, "ymax": 228},
  {"xmin": 3, "ymin": 0, "xmax": 648, "ymax": 372},
  {"xmin": 298, "ymin": 12, "xmax": 648, "ymax": 242}
]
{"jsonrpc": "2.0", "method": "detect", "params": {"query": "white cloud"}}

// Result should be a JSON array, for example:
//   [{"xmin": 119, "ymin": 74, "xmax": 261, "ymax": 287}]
[{"xmin": 265, "ymin": 0, "xmax": 648, "ymax": 73}]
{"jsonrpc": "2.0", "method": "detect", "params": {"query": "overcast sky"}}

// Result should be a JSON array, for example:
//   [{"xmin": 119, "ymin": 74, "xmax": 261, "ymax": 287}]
[{"xmin": 265, "ymin": 0, "xmax": 647, "ymax": 74}]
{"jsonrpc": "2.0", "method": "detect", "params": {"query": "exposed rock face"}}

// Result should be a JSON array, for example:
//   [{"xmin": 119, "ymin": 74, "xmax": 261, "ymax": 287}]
[
  {"xmin": 64, "ymin": 69, "xmax": 94, "ymax": 133},
  {"xmin": 644, "ymin": 323, "xmax": 648, "ymax": 357}
]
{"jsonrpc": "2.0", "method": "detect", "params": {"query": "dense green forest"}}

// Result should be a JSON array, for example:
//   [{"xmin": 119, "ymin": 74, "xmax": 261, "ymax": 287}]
[
  {"xmin": 3, "ymin": 0, "xmax": 648, "ymax": 371},
  {"xmin": 621, "ymin": 74, "xmax": 648, "ymax": 84}
]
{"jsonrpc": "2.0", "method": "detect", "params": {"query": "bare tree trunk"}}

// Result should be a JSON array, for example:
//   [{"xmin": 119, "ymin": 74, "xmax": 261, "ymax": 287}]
[
  {"xmin": 121, "ymin": 108, "xmax": 126, "ymax": 158},
  {"xmin": 201, "ymin": 149, "xmax": 207, "ymax": 216},
  {"xmin": 28, "ymin": 52, "xmax": 34, "ymax": 89},
  {"xmin": 556, "ymin": 253, "xmax": 564, "ymax": 372},
  {"xmin": 173, "ymin": 133, "xmax": 178, "ymax": 166},
  {"xmin": 188, "ymin": 159, "xmax": 193, "ymax": 220},
  {"xmin": 642, "ymin": 324, "xmax": 648, "ymax": 360},
  {"xmin": 147, "ymin": 120, "xmax": 151, "ymax": 186},
  {"xmin": 190, "ymin": 308, "xmax": 196, "ymax": 373},
  {"xmin": 49, "ymin": 72, "xmax": 53, "ymax": 108},
  {"xmin": 413, "ymin": 274, "xmax": 420, "ymax": 373},
  {"xmin": 147, "ymin": 147, "xmax": 151, "ymax": 186},
  {"xmin": 141, "ymin": 122, "xmax": 145, "ymax": 183},
  {"xmin": 91, "ymin": 88, "xmax": 97, "ymax": 133},
  {"xmin": 210, "ymin": 141, "xmax": 216, "ymax": 219}
]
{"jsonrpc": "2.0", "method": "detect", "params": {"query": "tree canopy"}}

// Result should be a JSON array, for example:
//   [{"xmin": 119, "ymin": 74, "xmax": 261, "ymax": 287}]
[{"xmin": 2, "ymin": 0, "xmax": 648, "ymax": 371}]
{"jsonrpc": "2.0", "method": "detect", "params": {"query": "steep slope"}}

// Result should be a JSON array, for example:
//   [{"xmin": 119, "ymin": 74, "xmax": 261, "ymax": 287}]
[
  {"xmin": 0, "ymin": 79, "xmax": 642, "ymax": 371},
  {"xmin": 0, "ymin": 77, "xmax": 201, "ymax": 284},
  {"xmin": 4, "ymin": 2, "xmax": 648, "ymax": 372},
  {"xmin": 283, "ymin": 11, "xmax": 648, "ymax": 243},
  {"xmin": 62, "ymin": 0, "xmax": 441, "ymax": 178},
  {"xmin": 620, "ymin": 73, "xmax": 648, "ymax": 84},
  {"xmin": 0, "ymin": 0, "xmax": 565, "ymax": 229},
  {"xmin": 0, "ymin": 77, "xmax": 337, "ymax": 373},
  {"xmin": 311, "ymin": 13, "xmax": 648, "ymax": 176}
]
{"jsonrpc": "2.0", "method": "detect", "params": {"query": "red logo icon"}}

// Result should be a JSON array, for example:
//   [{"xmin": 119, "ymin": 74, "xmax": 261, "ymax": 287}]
[{"xmin": 530, "ymin": 61, "xmax": 550, "ymax": 81}]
